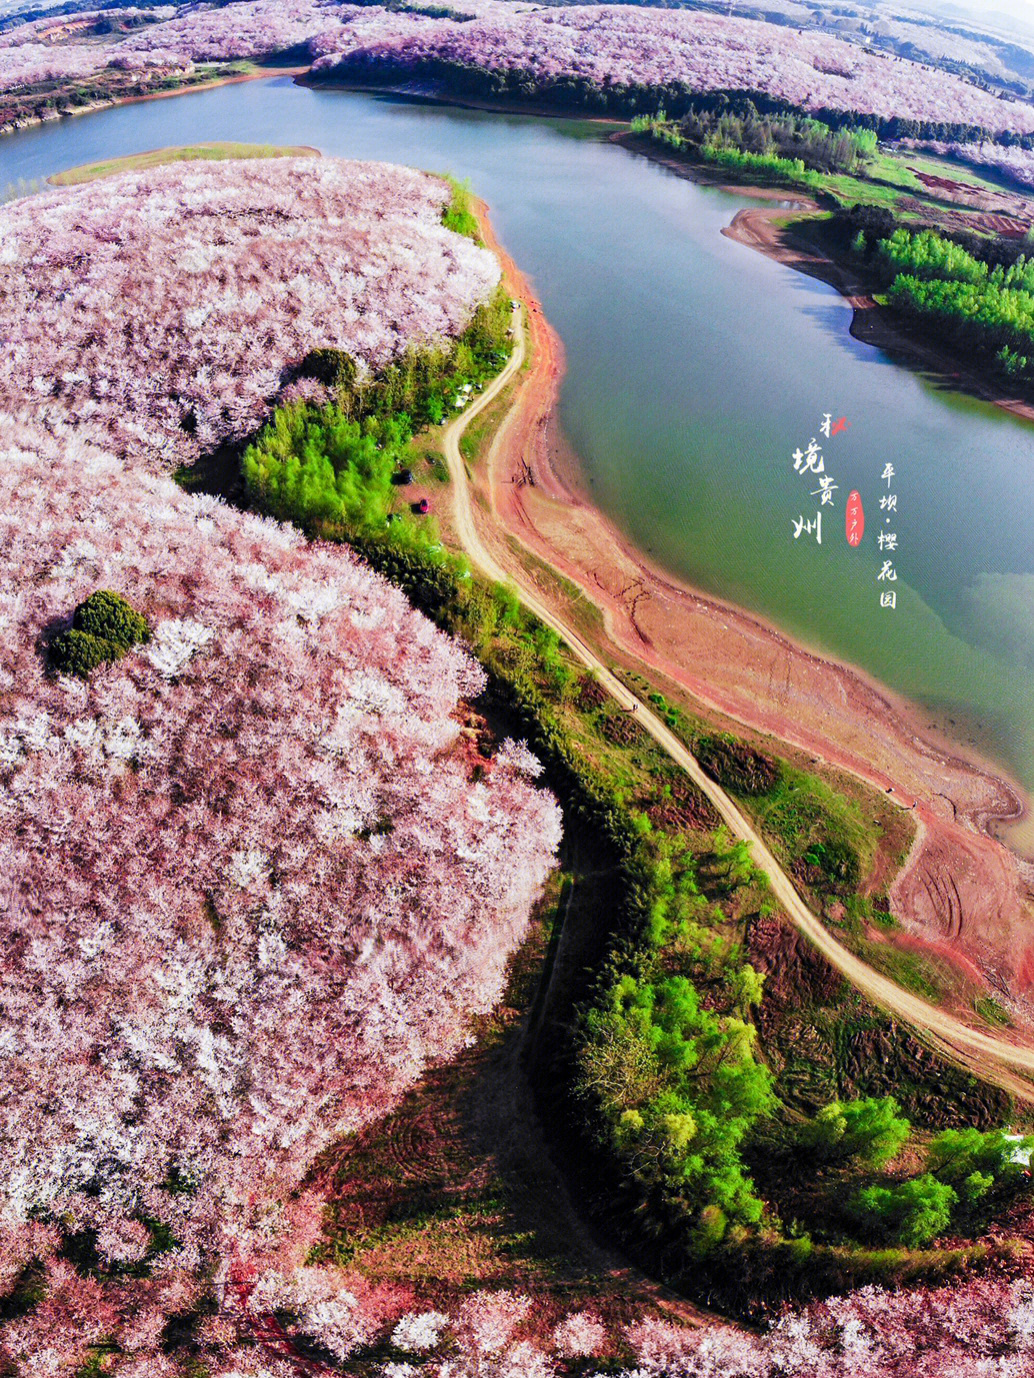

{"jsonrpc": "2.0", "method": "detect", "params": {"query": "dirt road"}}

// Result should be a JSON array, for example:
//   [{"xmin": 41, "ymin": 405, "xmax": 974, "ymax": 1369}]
[{"xmin": 443, "ymin": 304, "xmax": 1034, "ymax": 1105}]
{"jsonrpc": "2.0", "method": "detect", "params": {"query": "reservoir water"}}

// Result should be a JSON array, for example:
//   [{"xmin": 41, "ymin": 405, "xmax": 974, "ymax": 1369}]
[{"xmin": 4, "ymin": 76, "xmax": 1034, "ymax": 800}]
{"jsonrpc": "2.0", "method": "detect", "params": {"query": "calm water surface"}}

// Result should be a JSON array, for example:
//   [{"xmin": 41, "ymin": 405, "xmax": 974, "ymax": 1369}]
[{"xmin": 4, "ymin": 78, "xmax": 1034, "ymax": 801}]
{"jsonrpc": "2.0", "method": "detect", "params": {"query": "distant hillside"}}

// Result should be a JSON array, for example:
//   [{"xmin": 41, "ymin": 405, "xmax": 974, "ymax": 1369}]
[{"xmin": 6, "ymin": 1, "xmax": 1034, "ymax": 137}]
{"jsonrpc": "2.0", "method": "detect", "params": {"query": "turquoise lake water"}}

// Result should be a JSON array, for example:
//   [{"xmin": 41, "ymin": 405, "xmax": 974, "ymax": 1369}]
[{"xmin": 4, "ymin": 77, "xmax": 1033, "ymax": 801}]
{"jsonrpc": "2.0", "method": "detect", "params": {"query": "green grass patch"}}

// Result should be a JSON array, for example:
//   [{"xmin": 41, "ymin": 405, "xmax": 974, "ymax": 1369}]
[
  {"xmin": 49, "ymin": 142, "xmax": 318, "ymax": 186},
  {"xmin": 975, "ymin": 996, "xmax": 1012, "ymax": 1028},
  {"xmin": 861, "ymin": 946, "xmax": 940, "ymax": 1001},
  {"xmin": 441, "ymin": 174, "xmax": 481, "ymax": 241},
  {"xmin": 734, "ymin": 765, "xmax": 871, "ymax": 898}
]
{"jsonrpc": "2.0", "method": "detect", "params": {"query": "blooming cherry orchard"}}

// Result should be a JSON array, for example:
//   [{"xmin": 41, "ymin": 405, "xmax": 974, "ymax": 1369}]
[
  {"xmin": 115, "ymin": 0, "xmax": 359, "ymax": 65},
  {"xmin": 312, "ymin": 1, "xmax": 1034, "ymax": 134},
  {"xmin": 5, "ymin": 0, "xmax": 1034, "ymax": 135},
  {"xmin": 0, "ymin": 419, "xmax": 560, "ymax": 1370},
  {"xmin": 0, "ymin": 39, "xmax": 119, "ymax": 88},
  {"xmin": 0, "ymin": 7, "xmax": 184, "ymax": 92},
  {"xmin": 0, "ymin": 156, "xmax": 500, "ymax": 467},
  {"xmin": 617, "ymin": 1275, "xmax": 1034, "ymax": 1377},
  {"xmin": 73, "ymin": 1272, "xmax": 1034, "ymax": 1375}
]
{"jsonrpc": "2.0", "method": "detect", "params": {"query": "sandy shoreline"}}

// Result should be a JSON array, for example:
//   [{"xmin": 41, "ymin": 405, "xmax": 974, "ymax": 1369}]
[
  {"xmin": 471, "ymin": 195, "xmax": 1034, "ymax": 1013},
  {"xmin": 615, "ymin": 132, "xmax": 1034, "ymax": 427}
]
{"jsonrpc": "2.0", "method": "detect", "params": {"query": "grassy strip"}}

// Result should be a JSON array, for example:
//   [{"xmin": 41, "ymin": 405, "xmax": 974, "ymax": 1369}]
[
  {"xmin": 49, "ymin": 142, "xmax": 318, "ymax": 186},
  {"xmin": 441, "ymin": 174, "xmax": 481, "ymax": 240}
]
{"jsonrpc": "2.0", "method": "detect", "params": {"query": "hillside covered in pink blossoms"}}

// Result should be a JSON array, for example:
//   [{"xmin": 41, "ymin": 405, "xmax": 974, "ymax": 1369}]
[
  {"xmin": 311, "ymin": 1, "xmax": 1034, "ymax": 134},
  {"xmin": 0, "ymin": 148, "xmax": 564, "ymax": 1370},
  {"xmin": 5, "ymin": 0, "xmax": 1034, "ymax": 135},
  {"xmin": 0, "ymin": 415, "xmax": 561, "ymax": 1372},
  {"xmin": 0, "ymin": 156, "xmax": 500, "ymax": 467}
]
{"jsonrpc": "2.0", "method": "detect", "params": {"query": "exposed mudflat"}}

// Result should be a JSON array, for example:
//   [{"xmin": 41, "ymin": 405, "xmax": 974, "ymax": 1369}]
[{"xmin": 472, "ymin": 195, "xmax": 1034, "ymax": 1022}]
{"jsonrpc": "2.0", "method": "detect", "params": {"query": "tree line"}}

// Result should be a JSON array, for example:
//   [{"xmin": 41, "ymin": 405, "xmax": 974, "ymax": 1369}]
[
  {"xmin": 314, "ymin": 56, "xmax": 1014, "ymax": 147},
  {"xmin": 851, "ymin": 221, "xmax": 1034, "ymax": 385},
  {"xmin": 633, "ymin": 101, "xmax": 878, "ymax": 178}
]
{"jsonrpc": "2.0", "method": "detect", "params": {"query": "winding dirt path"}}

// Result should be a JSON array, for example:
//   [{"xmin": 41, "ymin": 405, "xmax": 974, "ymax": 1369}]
[
  {"xmin": 466, "ymin": 196, "xmax": 1034, "ymax": 1019},
  {"xmin": 443, "ymin": 303, "xmax": 1034, "ymax": 1106}
]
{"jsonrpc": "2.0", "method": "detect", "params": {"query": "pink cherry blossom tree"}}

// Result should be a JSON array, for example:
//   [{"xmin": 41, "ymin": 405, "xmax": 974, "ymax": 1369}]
[
  {"xmin": 0, "ymin": 418, "xmax": 560, "ymax": 1368},
  {"xmin": 0, "ymin": 156, "xmax": 499, "ymax": 468}
]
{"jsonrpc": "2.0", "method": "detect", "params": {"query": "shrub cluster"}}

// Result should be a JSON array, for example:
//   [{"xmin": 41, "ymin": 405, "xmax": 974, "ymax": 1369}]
[
  {"xmin": 49, "ymin": 589, "xmax": 150, "ymax": 678},
  {"xmin": 851, "ymin": 1174, "xmax": 957, "ymax": 1249},
  {"xmin": 696, "ymin": 733, "xmax": 780, "ymax": 796}
]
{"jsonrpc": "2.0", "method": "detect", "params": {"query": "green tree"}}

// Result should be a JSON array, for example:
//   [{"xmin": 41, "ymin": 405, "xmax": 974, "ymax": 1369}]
[
  {"xmin": 927, "ymin": 1127, "xmax": 1033, "ymax": 1198},
  {"xmin": 576, "ymin": 969, "xmax": 775, "ymax": 1233},
  {"xmin": 850, "ymin": 1173, "xmax": 956, "ymax": 1247},
  {"xmin": 72, "ymin": 589, "xmax": 151, "ymax": 650},
  {"xmin": 49, "ymin": 629, "xmax": 115, "ymax": 679},
  {"xmin": 876, "ymin": 227, "xmax": 1034, "ymax": 389},
  {"xmin": 50, "ymin": 590, "xmax": 150, "ymax": 679},
  {"xmin": 802, "ymin": 1096, "xmax": 910, "ymax": 1167}
]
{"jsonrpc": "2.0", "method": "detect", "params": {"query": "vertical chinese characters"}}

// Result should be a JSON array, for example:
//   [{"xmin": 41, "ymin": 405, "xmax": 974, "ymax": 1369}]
[
  {"xmin": 878, "ymin": 461, "xmax": 898, "ymax": 610},
  {"xmin": 791, "ymin": 413, "xmax": 845, "ymax": 547}
]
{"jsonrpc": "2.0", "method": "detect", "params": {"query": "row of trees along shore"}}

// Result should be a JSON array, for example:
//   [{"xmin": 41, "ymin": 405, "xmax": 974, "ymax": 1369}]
[
  {"xmin": 630, "ymin": 100, "xmax": 878, "ymax": 188},
  {"xmin": 624, "ymin": 97, "xmax": 1034, "ymax": 392},
  {"xmin": 837, "ymin": 207, "xmax": 1034, "ymax": 387},
  {"xmin": 314, "ymin": 57, "xmax": 1019, "ymax": 145}
]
